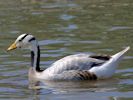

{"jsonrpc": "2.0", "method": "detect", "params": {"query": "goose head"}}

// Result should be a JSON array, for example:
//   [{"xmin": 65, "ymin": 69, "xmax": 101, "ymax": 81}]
[
  {"xmin": 7, "ymin": 34, "xmax": 41, "ymax": 71},
  {"xmin": 7, "ymin": 34, "xmax": 38, "ymax": 51}
]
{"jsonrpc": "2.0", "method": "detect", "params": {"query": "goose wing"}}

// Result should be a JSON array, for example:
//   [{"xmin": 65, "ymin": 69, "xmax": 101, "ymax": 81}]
[
  {"xmin": 44, "ymin": 54, "xmax": 111, "ymax": 74},
  {"xmin": 52, "ymin": 70, "xmax": 98, "ymax": 80}
]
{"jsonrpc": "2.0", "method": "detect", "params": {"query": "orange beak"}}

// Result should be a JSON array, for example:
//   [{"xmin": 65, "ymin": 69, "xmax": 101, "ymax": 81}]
[{"xmin": 7, "ymin": 42, "xmax": 17, "ymax": 51}]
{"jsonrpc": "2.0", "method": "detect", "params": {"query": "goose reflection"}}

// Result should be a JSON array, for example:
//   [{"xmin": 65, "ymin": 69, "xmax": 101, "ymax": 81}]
[{"xmin": 29, "ymin": 76, "xmax": 118, "ymax": 93}]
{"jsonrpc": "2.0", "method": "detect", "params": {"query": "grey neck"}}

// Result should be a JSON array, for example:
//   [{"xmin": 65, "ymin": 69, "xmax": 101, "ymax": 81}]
[{"xmin": 31, "ymin": 45, "xmax": 43, "ymax": 72}]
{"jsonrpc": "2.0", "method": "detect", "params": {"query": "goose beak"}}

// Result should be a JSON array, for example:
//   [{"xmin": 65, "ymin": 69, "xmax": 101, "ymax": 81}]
[{"xmin": 7, "ymin": 42, "xmax": 17, "ymax": 51}]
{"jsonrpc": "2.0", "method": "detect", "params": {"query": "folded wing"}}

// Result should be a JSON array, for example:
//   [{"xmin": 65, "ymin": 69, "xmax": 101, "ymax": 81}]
[{"xmin": 45, "ymin": 54, "xmax": 111, "ymax": 75}]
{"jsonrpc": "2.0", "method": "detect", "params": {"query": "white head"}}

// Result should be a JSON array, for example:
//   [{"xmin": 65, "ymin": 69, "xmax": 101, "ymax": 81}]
[{"xmin": 7, "ymin": 34, "xmax": 38, "ymax": 51}]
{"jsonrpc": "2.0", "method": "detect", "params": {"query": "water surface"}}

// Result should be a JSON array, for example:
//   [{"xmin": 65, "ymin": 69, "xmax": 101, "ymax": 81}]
[{"xmin": 0, "ymin": 0, "xmax": 133, "ymax": 100}]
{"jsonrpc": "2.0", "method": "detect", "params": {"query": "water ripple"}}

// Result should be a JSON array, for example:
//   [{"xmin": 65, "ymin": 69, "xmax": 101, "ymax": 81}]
[
  {"xmin": 108, "ymin": 26, "xmax": 132, "ymax": 31},
  {"xmin": 39, "ymin": 40, "xmax": 66, "ymax": 46}
]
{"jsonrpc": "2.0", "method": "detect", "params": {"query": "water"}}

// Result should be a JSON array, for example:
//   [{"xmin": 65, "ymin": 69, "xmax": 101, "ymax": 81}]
[{"xmin": 0, "ymin": 0, "xmax": 133, "ymax": 100}]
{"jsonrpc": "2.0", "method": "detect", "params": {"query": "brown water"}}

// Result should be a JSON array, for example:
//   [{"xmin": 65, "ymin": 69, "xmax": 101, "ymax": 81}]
[{"xmin": 0, "ymin": 0, "xmax": 133, "ymax": 100}]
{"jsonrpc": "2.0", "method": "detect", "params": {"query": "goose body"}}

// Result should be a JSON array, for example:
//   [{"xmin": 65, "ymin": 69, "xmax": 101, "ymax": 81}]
[{"xmin": 7, "ymin": 34, "xmax": 130, "ymax": 81}]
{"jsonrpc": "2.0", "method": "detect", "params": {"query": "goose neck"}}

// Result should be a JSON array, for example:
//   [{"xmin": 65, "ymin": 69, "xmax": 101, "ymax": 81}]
[{"xmin": 30, "ymin": 45, "xmax": 41, "ymax": 72}]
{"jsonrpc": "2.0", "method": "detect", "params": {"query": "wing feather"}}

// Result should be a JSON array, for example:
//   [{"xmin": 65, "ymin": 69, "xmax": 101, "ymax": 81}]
[
  {"xmin": 52, "ymin": 70, "xmax": 97, "ymax": 80},
  {"xmin": 45, "ymin": 54, "xmax": 109, "ymax": 74}
]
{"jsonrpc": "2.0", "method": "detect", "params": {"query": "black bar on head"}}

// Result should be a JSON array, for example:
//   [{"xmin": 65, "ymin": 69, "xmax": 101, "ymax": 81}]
[
  {"xmin": 19, "ymin": 34, "xmax": 28, "ymax": 41},
  {"xmin": 29, "ymin": 37, "xmax": 36, "ymax": 42}
]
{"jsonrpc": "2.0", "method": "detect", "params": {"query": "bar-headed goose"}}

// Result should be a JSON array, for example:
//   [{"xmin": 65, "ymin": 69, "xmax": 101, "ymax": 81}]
[{"xmin": 7, "ymin": 34, "xmax": 130, "ymax": 81}]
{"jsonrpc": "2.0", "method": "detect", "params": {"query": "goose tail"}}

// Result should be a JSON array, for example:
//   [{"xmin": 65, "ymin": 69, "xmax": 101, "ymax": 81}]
[
  {"xmin": 111, "ymin": 46, "xmax": 130, "ymax": 62},
  {"xmin": 89, "ymin": 46, "xmax": 130, "ymax": 79}
]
